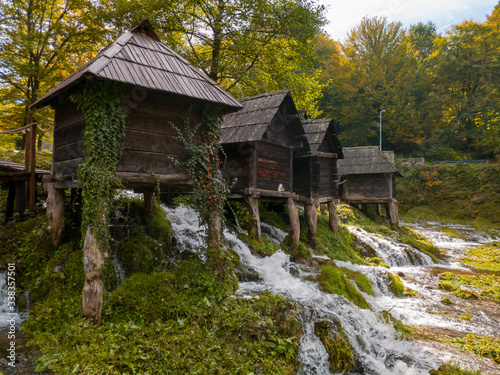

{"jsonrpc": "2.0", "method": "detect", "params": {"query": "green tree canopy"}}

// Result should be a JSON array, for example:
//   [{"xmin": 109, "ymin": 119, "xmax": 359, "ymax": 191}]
[{"xmin": 0, "ymin": 0, "xmax": 103, "ymax": 149}]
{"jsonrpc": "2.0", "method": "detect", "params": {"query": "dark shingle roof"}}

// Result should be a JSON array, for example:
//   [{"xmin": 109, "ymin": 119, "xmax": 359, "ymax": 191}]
[
  {"xmin": 32, "ymin": 20, "xmax": 242, "ymax": 112},
  {"xmin": 302, "ymin": 118, "xmax": 343, "ymax": 158},
  {"xmin": 221, "ymin": 90, "xmax": 302, "ymax": 144},
  {"xmin": 338, "ymin": 146, "xmax": 400, "ymax": 176}
]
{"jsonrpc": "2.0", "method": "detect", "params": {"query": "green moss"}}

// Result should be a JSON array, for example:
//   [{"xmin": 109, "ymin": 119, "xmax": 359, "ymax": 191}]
[
  {"xmin": 146, "ymin": 204, "xmax": 172, "ymax": 248},
  {"xmin": 440, "ymin": 271, "xmax": 500, "ymax": 302},
  {"xmin": 260, "ymin": 202, "xmax": 288, "ymax": 233},
  {"xmin": 398, "ymin": 226, "xmax": 443, "ymax": 262},
  {"xmin": 314, "ymin": 320, "xmax": 355, "ymax": 373},
  {"xmin": 226, "ymin": 201, "xmax": 256, "ymax": 237},
  {"xmin": 454, "ymin": 334, "xmax": 500, "ymax": 364},
  {"xmin": 387, "ymin": 273, "xmax": 405, "ymax": 297},
  {"xmin": 442, "ymin": 297, "xmax": 453, "ymax": 305},
  {"xmin": 429, "ymin": 362, "xmax": 481, "ymax": 375},
  {"xmin": 319, "ymin": 265, "xmax": 371, "ymax": 310},
  {"xmin": 380, "ymin": 311, "xmax": 413, "ymax": 340},
  {"xmin": 314, "ymin": 213, "xmax": 367, "ymax": 264},
  {"xmin": 341, "ymin": 267, "xmax": 373, "ymax": 295},
  {"xmin": 453, "ymin": 289, "xmax": 479, "ymax": 300},
  {"xmin": 438, "ymin": 280, "xmax": 460, "ymax": 292},
  {"xmin": 25, "ymin": 267, "xmax": 303, "ymax": 374},
  {"xmin": 460, "ymin": 245, "xmax": 500, "ymax": 273},
  {"xmin": 240, "ymin": 234, "xmax": 280, "ymax": 256}
]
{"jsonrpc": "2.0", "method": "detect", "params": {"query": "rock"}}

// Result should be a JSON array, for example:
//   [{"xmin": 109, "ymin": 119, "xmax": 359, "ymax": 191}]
[{"xmin": 235, "ymin": 264, "xmax": 260, "ymax": 282}]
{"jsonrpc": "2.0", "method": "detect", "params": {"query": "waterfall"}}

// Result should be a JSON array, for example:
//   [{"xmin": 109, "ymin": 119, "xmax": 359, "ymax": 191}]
[
  {"xmin": 0, "ymin": 272, "xmax": 24, "ymax": 328},
  {"xmin": 348, "ymin": 226, "xmax": 434, "ymax": 267},
  {"xmin": 260, "ymin": 222, "xmax": 287, "ymax": 244},
  {"xmin": 163, "ymin": 205, "xmax": 439, "ymax": 374}
]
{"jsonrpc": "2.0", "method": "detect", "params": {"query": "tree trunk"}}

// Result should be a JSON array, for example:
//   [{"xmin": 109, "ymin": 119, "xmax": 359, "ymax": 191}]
[
  {"xmin": 82, "ymin": 228, "xmax": 104, "ymax": 325},
  {"xmin": 207, "ymin": 209, "xmax": 222, "ymax": 249},
  {"xmin": 287, "ymin": 197, "xmax": 300, "ymax": 247},
  {"xmin": 46, "ymin": 183, "xmax": 65, "ymax": 246}
]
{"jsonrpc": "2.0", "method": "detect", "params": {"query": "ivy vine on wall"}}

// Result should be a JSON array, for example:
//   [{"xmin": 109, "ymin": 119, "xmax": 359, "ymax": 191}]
[
  {"xmin": 71, "ymin": 80, "xmax": 127, "ymax": 251},
  {"xmin": 173, "ymin": 103, "xmax": 233, "ymax": 279}
]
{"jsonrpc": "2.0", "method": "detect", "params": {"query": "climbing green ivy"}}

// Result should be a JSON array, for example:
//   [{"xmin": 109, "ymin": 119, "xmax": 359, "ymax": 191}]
[
  {"xmin": 173, "ymin": 103, "xmax": 234, "ymax": 281},
  {"xmin": 71, "ymin": 80, "xmax": 127, "ymax": 252}
]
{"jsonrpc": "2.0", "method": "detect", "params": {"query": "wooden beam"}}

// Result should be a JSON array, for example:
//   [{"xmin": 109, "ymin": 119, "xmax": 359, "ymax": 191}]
[
  {"xmin": 6, "ymin": 183, "xmax": 15, "ymax": 220},
  {"xmin": 46, "ymin": 183, "xmax": 65, "ymax": 246},
  {"xmin": 144, "ymin": 189, "xmax": 155, "ymax": 219},
  {"xmin": 29, "ymin": 121, "xmax": 37, "ymax": 211},
  {"xmin": 246, "ymin": 196, "xmax": 261, "ymax": 240},
  {"xmin": 305, "ymin": 203, "xmax": 318, "ymax": 247},
  {"xmin": 82, "ymin": 228, "xmax": 104, "ymax": 325},
  {"xmin": 249, "ymin": 142, "xmax": 258, "ymax": 189},
  {"xmin": 15, "ymin": 181, "xmax": 26, "ymax": 215},
  {"xmin": 387, "ymin": 201, "xmax": 400, "ymax": 227},
  {"xmin": 116, "ymin": 172, "xmax": 189, "ymax": 185},
  {"xmin": 328, "ymin": 201, "xmax": 339, "ymax": 234},
  {"xmin": 315, "ymin": 151, "xmax": 338, "ymax": 159},
  {"xmin": 287, "ymin": 197, "xmax": 300, "ymax": 247}
]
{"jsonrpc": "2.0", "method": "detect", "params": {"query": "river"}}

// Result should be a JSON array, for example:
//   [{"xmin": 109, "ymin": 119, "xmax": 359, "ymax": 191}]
[{"xmin": 1, "ymin": 206, "xmax": 499, "ymax": 374}]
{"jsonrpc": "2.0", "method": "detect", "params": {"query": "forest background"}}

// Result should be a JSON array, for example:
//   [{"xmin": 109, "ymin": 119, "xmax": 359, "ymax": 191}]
[{"xmin": 0, "ymin": 0, "xmax": 499, "ymax": 161}]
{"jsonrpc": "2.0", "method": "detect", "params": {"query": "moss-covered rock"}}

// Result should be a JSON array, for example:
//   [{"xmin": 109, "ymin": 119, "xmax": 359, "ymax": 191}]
[
  {"xmin": 438, "ymin": 280, "xmax": 460, "ymax": 292},
  {"xmin": 341, "ymin": 267, "xmax": 373, "ymax": 295},
  {"xmin": 314, "ymin": 319, "xmax": 355, "ymax": 373},
  {"xmin": 387, "ymin": 273, "xmax": 405, "ymax": 297},
  {"xmin": 319, "ymin": 265, "xmax": 371, "ymax": 310}
]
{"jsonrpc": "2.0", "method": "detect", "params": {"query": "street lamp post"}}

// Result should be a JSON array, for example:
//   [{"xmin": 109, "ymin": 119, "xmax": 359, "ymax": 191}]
[{"xmin": 379, "ymin": 110, "xmax": 385, "ymax": 151}]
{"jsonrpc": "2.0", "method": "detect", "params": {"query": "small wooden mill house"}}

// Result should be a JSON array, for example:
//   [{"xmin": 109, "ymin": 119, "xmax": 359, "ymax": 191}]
[
  {"xmin": 293, "ymin": 117, "xmax": 344, "ymax": 244},
  {"xmin": 337, "ymin": 146, "xmax": 401, "ymax": 226},
  {"xmin": 32, "ymin": 20, "xmax": 242, "ymax": 245},
  {"xmin": 221, "ymin": 90, "xmax": 309, "ymax": 243}
]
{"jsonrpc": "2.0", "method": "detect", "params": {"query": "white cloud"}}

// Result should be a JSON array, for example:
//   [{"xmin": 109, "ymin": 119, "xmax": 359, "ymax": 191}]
[{"xmin": 319, "ymin": 0, "xmax": 498, "ymax": 40}]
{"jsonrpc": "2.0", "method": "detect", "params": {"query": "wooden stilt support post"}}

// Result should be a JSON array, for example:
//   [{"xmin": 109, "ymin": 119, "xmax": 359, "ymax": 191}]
[
  {"xmin": 82, "ymin": 228, "xmax": 104, "ymax": 325},
  {"xmin": 375, "ymin": 204, "xmax": 381, "ymax": 216},
  {"xmin": 328, "ymin": 200, "xmax": 338, "ymax": 234},
  {"xmin": 144, "ymin": 189, "xmax": 155, "ymax": 219},
  {"xmin": 15, "ymin": 181, "xmax": 26, "ymax": 215},
  {"xmin": 29, "ymin": 121, "xmax": 37, "ymax": 211},
  {"xmin": 388, "ymin": 201, "xmax": 399, "ymax": 227},
  {"xmin": 246, "ymin": 196, "xmax": 261, "ymax": 240},
  {"xmin": 6, "ymin": 183, "xmax": 15, "ymax": 220},
  {"xmin": 287, "ymin": 197, "xmax": 300, "ymax": 247},
  {"xmin": 305, "ymin": 203, "xmax": 318, "ymax": 247},
  {"xmin": 46, "ymin": 183, "xmax": 65, "ymax": 246}
]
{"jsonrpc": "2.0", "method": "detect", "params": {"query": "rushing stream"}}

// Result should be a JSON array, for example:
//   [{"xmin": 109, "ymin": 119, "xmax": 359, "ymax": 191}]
[
  {"xmin": 2, "ymin": 204, "xmax": 499, "ymax": 374},
  {"xmin": 167, "ymin": 205, "xmax": 500, "ymax": 374}
]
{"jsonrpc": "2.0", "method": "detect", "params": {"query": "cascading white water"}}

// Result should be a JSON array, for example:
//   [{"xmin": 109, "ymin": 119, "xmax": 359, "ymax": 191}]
[
  {"xmin": 260, "ymin": 222, "xmax": 287, "ymax": 244},
  {"xmin": 163, "ymin": 205, "xmax": 439, "ymax": 374},
  {"xmin": 348, "ymin": 226, "xmax": 434, "ymax": 267}
]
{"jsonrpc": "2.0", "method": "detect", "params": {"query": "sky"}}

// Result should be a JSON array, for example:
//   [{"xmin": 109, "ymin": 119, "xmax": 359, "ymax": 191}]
[{"xmin": 319, "ymin": 0, "xmax": 498, "ymax": 41}]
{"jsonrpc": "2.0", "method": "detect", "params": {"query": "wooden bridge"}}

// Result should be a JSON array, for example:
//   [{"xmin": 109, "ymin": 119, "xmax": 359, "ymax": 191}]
[{"xmin": 0, "ymin": 122, "xmax": 50, "ymax": 219}]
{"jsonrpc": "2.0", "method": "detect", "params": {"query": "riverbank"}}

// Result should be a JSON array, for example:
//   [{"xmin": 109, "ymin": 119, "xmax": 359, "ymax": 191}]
[{"xmin": 397, "ymin": 163, "xmax": 500, "ymax": 230}]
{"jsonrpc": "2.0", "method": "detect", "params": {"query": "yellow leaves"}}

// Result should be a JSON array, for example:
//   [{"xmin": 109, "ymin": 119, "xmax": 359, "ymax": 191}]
[{"xmin": 422, "ymin": 170, "xmax": 442, "ymax": 187}]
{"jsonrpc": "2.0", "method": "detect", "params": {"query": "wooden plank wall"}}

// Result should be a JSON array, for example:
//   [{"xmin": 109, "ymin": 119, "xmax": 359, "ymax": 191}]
[
  {"xmin": 293, "ymin": 157, "xmax": 311, "ymax": 197},
  {"xmin": 223, "ymin": 143, "xmax": 251, "ymax": 191},
  {"xmin": 256, "ymin": 142, "xmax": 291, "ymax": 191},
  {"xmin": 52, "ymin": 90, "xmax": 202, "ymax": 180},
  {"xmin": 345, "ymin": 173, "xmax": 391, "ymax": 199}
]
